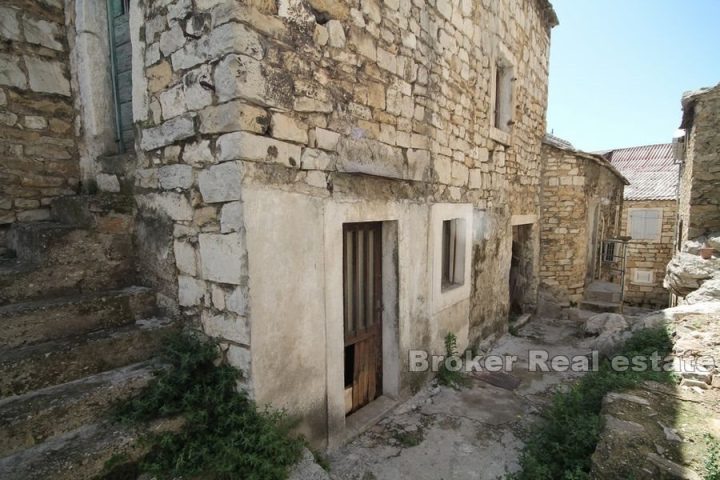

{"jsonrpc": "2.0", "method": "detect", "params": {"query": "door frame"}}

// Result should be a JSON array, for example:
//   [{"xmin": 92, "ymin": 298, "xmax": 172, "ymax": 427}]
[{"xmin": 324, "ymin": 205, "xmax": 401, "ymax": 448}]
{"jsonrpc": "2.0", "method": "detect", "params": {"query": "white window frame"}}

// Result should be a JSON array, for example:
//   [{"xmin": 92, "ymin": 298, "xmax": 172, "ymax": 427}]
[
  {"xmin": 631, "ymin": 269, "xmax": 655, "ymax": 285},
  {"xmin": 441, "ymin": 218, "xmax": 466, "ymax": 290},
  {"xmin": 628, "ymin": 208, "xmax": 663, "ymax": 242},
  {"xmin": 431, "ymin": 204, "xmax": 473, "ymax": 314}
]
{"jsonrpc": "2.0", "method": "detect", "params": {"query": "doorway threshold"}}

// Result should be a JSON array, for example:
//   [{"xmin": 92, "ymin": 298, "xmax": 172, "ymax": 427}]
[{"xmin": 344, "ymin": 395, "xmax": 397, "ymax": 443}]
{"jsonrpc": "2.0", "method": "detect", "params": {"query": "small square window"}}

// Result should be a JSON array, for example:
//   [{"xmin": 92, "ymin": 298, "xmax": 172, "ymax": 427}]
[
  {"xmin": 442, "ymin": 218, "xmax": 466, "ymax": 290},
  {"xmin": 632, "ymin": 269, "xmax": 655, "ymax": 285}
]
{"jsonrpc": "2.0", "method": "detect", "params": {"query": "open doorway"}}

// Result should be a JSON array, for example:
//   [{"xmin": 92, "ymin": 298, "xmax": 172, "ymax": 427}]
[
  {"xmin": 343, "ymin": 222, "xmax": 383, "ymax": 415},
  {"xmin": 509, "ymin": 224, "xmax": 533, "ymax": 320}
]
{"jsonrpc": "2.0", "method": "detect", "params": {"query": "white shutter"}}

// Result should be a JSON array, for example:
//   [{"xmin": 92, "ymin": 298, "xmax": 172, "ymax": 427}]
[{"xmin": 629, "ymin": 209, "xmax": 662, "ymax": 240}]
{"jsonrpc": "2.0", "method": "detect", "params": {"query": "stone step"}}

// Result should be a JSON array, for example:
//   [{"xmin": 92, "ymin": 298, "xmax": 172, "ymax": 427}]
[
  {"xmin": 0, "ymin": 286, "xmax": 156, "ymax": 349},
  {"xmin": 0, "ymin": 417, "xmax": 182, "ymax": 480},
  {"xmin": 51, "ymin": 193, "xmax": 134, "ymax": 229},
  {"xmin": 579, "ymin": 300, "xmax": 622, "ymax": 314},
  {"xmin": 7, "ymin": 221, "xmax": 133, "ymax": 267},
  {"xmin": 0, "ymin": 362, "xmax": 157, "ymax": 457},
  {"xmin": 585, "ymin": 281, "xmax": 623, "ymax": 304},
  {"xmin": 0, "ymin": 318, "xmax": 175, "ymax": 398},
  {"xmin": 0, "ymin": 257, "xmax": 134, "ymax": 305}
]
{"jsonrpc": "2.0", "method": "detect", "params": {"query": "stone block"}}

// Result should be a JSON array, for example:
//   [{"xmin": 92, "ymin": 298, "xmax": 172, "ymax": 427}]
[
  {"xmin": 137, "ymin": 192, "xmax": 193, "ymax": 221},
  {"xmin": 220, "ymin": 201, "xmax": 244, "ymax": 233},
  {"xmin": 178, "ymin": 275, "xmax": 205, "ymax": 306},
  {"xmin": 183, "ymin": 140, "xmax": 214, "ymax": 165},
  {"xmin": 159, "ymin": 164, "xmax": 193, "ymax": 190},
  {"xmin": 377, "ymin": 47, "xmax": 396, "ymax": 73},
  {"xmin": 159, "ymin": 84, "xmax": 186, "ymax": 119},
  {"xmin": 198, "ymin": 162, "xmax": 243, "ymax": 203},
  {"xmin": 159, "ymin": 22, "xmax": 186, "ymax": 57},
  {"xmin": 0, "ymin": 7, "xmax": 21, "ymax": 41},
  {"xmin": 96, "ymin": 173, "xmax": 121, "ymax": 193},
  {"xmin": 337, "ymin": 137, "xmax": 406, "ymax": 180},
  {"xmin": 201, "ymin": 311, "xmax": 249, "ymax": 345},
  {"xmin": 214, "ymin": 54, "xmax": 266, "ymax": 104},
  {"xmin": 294, "ymin": 97, "xmax": 334, "ymax": 113},
  {"xmin": 199, "ymin": 232, "xmax": 246, "ymax": 285},
  {"xmin": 271, "ymin": 113, "xmax": 308, "ymax": 144},
  {"xmin": 226, "ymin": 286, "xmax": 247, "ymax": 315},
  {"xmin": 174, "ymin": 23, "xmax": 264, "ymax": 71},
  {"xmin": 300, "ymin": 148, "xmax": 336, "ymax": 170},
  {"xmin": 24, "ymin": 56, "xmax": 70, "ymax": 96},
  {"xmin": 327, "ymin": 20, "xmax": 346, "ymax": 48},
  {"xmin": 407, "ymin": 149, "xmax": 430, "ymax": 181},
  {"xmin": 140, "ymin": 114, "xmax": 195, "ymax": 151},
  {"xmin": 174, "ymin": 240, "xmax": 197, "ymax": 276},
  {"xmin": 313, "ymin": 128, "xmax": 341, "ymax": 151},
  {"xmin": 23, "ymin": 17, "xmax": 63, "ymax": 51},
  {"xmin": 217, "ymin": 131, "xmax": 302, "ymax": 167},
  {"xmin": 17, "ymin": 209, "xmax": 50, "ymax": 222},
  {"xmin": 199, "ymin": 100, "xmax": 268, "ymax": 134},
  {"xmin": 147, "ymin": 61, "xmax": 172, "ymax": 93}
]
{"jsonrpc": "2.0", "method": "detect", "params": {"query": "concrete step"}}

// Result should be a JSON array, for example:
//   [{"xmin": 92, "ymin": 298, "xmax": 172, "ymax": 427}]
[
  {"xmin": 7, "ymin": 221, "xmax": 133, "ymax": 267},
  {"xmin": 0, "ymin": 286, "xmax": 156, "ymax": 349},
  {"xmin": 0, "ymin": 417, "xmax": 182, "ymax": 480},
  {"xmin": 579, "ymin": 300, "xmax": 622, "ymax": 314},
  {"xmin": 0, "ymin": 257, "xmax": 134, "ymax": 305},
  {"xmin": 0, "ymin": 318, "xmax": 175, "ymax": 398},
  {"xmin": 585, "ymin": 281, "xmax": 622, "ymax": 304},
  {"xmin": 0, "ymin": 362, "xmax": 157, "ymax": 457},
  {"xmin": 51, "ymin": 193, "xmax": 134, "ymax": 229}
]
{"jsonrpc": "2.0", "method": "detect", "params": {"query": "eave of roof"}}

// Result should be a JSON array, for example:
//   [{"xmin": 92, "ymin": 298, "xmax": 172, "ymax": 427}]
[{"xmin": 542, "ymin": 138, "xmax": 630, "ymax": 186}]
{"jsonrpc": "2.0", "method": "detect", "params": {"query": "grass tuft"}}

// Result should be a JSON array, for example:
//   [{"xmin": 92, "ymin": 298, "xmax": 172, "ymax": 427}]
[{"xmin": 508, "ymin": 328, "xmax": 675, "ymax": 480}]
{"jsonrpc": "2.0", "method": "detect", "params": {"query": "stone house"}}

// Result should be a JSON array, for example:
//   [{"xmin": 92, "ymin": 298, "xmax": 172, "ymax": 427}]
[
  {"xmin": 539, "ymin": 135, "xmax": 628, "ymax": 306},
  {"xmin": 0, "ymin": 0, "xmax": 558, "ymax": 469},
  {"xmin": 677, "ymin": 83, "xmax": 720, "ymax": 244},
  {"xmin": 602, "ymin": 143, "xmax": 678, "ymax": 308}
]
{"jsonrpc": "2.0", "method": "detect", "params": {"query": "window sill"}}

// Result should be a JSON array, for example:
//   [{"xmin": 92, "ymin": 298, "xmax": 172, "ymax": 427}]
[
  {"xmin": 441, "ymin": 282, "xmax": 465, "ymax": 294},
  {"xmin": 489, "ymin": 127, "xmax": 512, "ymax": 146}
]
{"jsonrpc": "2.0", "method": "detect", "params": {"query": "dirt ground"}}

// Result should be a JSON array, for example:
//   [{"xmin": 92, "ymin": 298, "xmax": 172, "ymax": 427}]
[{"xmin": 327, "ymin": 314, "xmax": 593, "ymax": 480}]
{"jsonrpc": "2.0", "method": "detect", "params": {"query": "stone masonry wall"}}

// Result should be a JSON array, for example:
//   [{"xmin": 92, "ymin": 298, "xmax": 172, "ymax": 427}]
[
  {"xmin": 621, "ymin": 199, "xmax": 675, "ymax": 308},
  {"xmin": 0, "ymin": 0, "xmax": 79, "ymax": 245},
  {"xmin": 540, "ymin": 142, "xmax": 625, "ymax": 303},
  {"xmin": 679, "ymin": 84, "xmax": 720, "ymax": 242},
  {"xmin": 128, "ymin": 0, "xmax": 554, "ymax": 440}
]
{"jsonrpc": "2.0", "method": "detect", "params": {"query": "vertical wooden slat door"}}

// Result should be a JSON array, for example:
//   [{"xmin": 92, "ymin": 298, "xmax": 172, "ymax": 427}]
[{"xmin": 343, "ymin": 222, "xmax": 382, "ymax": 414}]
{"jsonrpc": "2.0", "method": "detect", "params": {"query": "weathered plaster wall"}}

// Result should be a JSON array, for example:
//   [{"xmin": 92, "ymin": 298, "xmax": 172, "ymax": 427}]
[
  {"xmin": 129, "ymin": 0, "xmax": 554, "ymax": 445},
  {"xmin": 539, "ymin": 143, "xmax": 625, "ymax": 303},
  {"xmin": 0, "ymin": 0, "xmax": 79, "ymax": 241},
  {"xmin": 620, "ymin": 199, "xmax": 675, "ymax": 308},
  {"xmin": 679, "ymin": 84, "xmax": 720, "ymax": 242}
]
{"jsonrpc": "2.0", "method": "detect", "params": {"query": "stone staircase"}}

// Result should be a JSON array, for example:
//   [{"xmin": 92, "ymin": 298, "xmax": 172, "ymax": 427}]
[
  {"xmin": 580, "ymin": 280, "xmax": 623, "ymax": 313},
  {"xmin": 0, "ymin": 194, "xmax": 174, "ymax": 479}
]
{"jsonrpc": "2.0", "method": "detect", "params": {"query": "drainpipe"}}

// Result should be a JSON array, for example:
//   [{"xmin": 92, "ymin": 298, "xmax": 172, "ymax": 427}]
[
  {"xmin": 619, "ymin": 240, "xmax": 628, "ymax": 314},
  {"xmin": 105, "ymin": 0, "xmax": 124, "ymax": 153}
]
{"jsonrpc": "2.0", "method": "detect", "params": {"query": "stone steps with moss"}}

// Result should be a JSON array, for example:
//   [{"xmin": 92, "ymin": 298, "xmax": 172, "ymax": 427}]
[
  {"xmin": 0, "ymin": 362, "xmax": 158, "ymax": 457},
  {"xmin": 0, "ymin": 318, "xmax": 175, "ymax": 397},
  {"xmin": 0, "ymin": 286, "xmax": 156, "ymax": 348}
]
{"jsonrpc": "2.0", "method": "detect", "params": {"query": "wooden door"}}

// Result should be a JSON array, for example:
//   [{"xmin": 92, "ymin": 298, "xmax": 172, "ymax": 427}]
[{"xmin": 343, "ymin": 222, "xmax": 383, "ymax": 414}]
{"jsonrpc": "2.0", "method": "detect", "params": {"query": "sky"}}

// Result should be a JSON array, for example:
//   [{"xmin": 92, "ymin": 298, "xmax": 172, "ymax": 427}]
[{"xmin": 546, "ymin": 0, "xmax": 720, "ymax": 152}]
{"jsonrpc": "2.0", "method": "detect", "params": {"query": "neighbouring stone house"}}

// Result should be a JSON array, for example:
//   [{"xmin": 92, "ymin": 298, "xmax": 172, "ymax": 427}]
[
  {"xmin": 538, "ymin": 135, "xmax": 627, "ymax": 305},
  {"xmin": 665, "ymin": 82, "xmax": 720, "ymax": 306},
  {"xmin": 601, "ymin": 143, "xmax": 678, "ymax": 308},
  {"xmin": 677, "ymin": 82, "xmax": 720, "ymax": 244},
  {"xmin": 0, "ymin": 0, "xmax": 559, "ymax": 459}
]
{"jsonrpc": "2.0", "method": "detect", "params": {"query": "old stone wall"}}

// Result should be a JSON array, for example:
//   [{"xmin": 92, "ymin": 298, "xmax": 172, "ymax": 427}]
[
  {"xmin": 621, "ymin": 199, "xmax": 675, "ymax": 308},
  {"xmin": 0, "ymin": 0, "xmax": 79, "ymax": 244},
  {"xmin": 679, "ymin": 84, "xmax": 720, "ymax": 242},
  {"xmin": 539, "ymin": 142, "xmax": 625, "ymax": 303},
  {"xmin": 129, "ymin": 0, "xmax": 554, "ymax": 444}
]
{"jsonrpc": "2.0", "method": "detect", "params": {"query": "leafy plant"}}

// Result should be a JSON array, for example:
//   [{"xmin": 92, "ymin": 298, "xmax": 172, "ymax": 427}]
[
  {"xmin": 508, "ymin": 328, "xmax": 674, "ymax": 480},
  {"xmin": 107, "ymin": 331, "xmax": 304, "ymax": 480},
  {"xmin": 437, "ymin": 332, "xmax": 471, "ymax": 389},
  {"xmin": 705, "ymin": 434, "xmax": 720, "ymax": 480}
]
